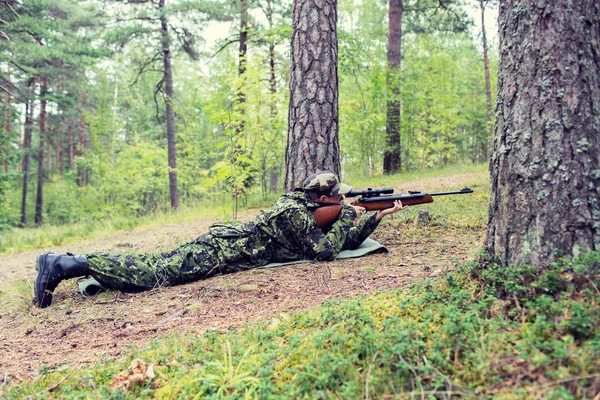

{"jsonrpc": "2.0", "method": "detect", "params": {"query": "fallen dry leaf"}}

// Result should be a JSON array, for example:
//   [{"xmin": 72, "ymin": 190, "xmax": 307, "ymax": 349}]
[{"xmin": 110, "ymin": 359, "xmax": 155, "ymax": 392}]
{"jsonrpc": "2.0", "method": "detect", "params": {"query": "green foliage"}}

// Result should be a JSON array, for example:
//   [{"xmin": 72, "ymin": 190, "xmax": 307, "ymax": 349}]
[
  {"xmin": 338, "ymin": 0, "xmax": 498, "ymax": 175},
  {"xmin": 0, "ymin": 171, "xmax": 16, "ymax": 231},
  {"xmin": 1, "ymin": 0, "xmax": 497, "ymax": 229}
]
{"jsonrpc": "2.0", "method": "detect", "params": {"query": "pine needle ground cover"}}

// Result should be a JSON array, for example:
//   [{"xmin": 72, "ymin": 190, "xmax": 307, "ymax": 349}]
[{"xmin": 3, "ymin": 256, "xmax": 599, "ymax": 399}]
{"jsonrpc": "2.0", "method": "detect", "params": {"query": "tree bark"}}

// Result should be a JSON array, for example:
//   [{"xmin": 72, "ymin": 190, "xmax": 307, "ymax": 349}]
[
  {"xmin": 68, "ymin": 124, "xmax": 74, "ymax": 169},
  {"xmin": 486, "ymin": 0, "xmax": 600, "ymax": 266},
  {"xmin": 160, "ymin": 0, "xmax": 179, "ymax": 210},
  {"xmin": 35, "ymin": 76, "xmax": 48, "ymax": 226},
  {"xmin": 56, "ymin": 136, "xmax": 61, "ymax": 173},
  {"xmin": 480, "ymin": 0, "xmax": 492, "ymax": 163},
  {"xmin": 285, "ymin": 0, "xmax": 340, "ymax": 191},
  {"xmin": 76, "ymin": 90, "xmax": 86, "ymax": 187},
  {"xmin": 3, "ymin": 70, "xmax": 9, "ymax": 173},
  {"xmin": 269, "ymin": 43, "xmax": 277, "ymax": 117},
  {"xmin": 383, "ymin": 0, "xmax": 403, "ymax": 174},
  {"xmin": 238, "ymin": 0, "xmax": 248, "ymax": 126},
  {"xmin": 265, "ymin": 0, "xmax": 280, "ymax": 192},
  {"xmin": 20, "ymin": 80, "xmax": 35, "ymax": 226}
]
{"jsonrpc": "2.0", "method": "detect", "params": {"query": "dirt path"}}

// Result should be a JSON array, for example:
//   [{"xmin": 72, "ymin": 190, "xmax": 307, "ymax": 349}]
[{"xmin": 0, "ymin": 171, "xmax": 486, "ymax": 382}]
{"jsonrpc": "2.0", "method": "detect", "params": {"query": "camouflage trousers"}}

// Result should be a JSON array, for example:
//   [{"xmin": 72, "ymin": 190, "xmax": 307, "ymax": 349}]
[{"xmin": 87, "ymin": 234, "xmax": 224, "ymax": 291}]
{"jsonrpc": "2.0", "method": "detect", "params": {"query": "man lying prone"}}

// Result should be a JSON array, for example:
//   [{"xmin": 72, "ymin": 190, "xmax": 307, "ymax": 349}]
[{"xmin": 34, "ymin": 171, "xmax": 405, "ymax": 307}]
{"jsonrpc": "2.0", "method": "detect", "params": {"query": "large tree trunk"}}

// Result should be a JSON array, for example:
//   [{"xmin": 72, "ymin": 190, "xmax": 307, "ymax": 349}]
[
  {"xmin": 486, "ymin": 0, "xmax": 600, "ymax": 266},
  {"xmin": 160, "ymin": 0, "xmax": 179, "ymax": 210},
  {"xmin": 35, "ymin": 77, "xmax": 48, "ymax": 226},
  {"xmin": 383, "ymin": 0, "xmax": 403, "ymax": 174},
  {"xmin": 285, "ymin": 0, "xmax": 340, "ymax": 191},
  {"xmin": 20, "ymin": 83, "xmax": 35, "ymax": 226},
  {"xmin": 479, "ymin": 0, "xmax": 492, "ymax": 163}
]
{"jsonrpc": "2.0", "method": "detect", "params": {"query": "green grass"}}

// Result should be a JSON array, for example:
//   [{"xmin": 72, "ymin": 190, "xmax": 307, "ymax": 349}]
[
  {"xmin": 0, "ymin": 278, "xmax": 33, "ymax": 312},
  {"xmin": 3, "ymin": 254, "xmax": 599, "ymax": 399},
  {"xmin": 347, "ymin": 162, "xmax": 487, "ymax": 188},
  {"xmin": 0, "ymin": 193, "xmax": 279, "ymax": 255}
]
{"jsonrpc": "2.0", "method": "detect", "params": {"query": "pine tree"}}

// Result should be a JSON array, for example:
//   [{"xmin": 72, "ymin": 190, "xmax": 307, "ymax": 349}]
[
  {"xmin": 285, "ymin": 0, "xmax": 340, "ymax": 191},
  {"xmin": 486, "ymin": 0, "xmax": 600, "ymax": 265}
]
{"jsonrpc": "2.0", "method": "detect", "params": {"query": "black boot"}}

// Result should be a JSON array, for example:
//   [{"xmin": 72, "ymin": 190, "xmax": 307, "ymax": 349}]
[{"xmin": 34, "ymin": 252, "xmax": 90, "ymax": 308}]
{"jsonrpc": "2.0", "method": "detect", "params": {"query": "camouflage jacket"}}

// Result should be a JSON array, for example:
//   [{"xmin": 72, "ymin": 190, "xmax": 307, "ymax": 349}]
[{"xmin": 206, "ymin": 191, "xmax": 381, "ymax": 273}]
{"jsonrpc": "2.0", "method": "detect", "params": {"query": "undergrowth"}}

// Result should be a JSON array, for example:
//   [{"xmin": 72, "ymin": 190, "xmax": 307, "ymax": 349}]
[
  {"xmin": 0, "ymin": 163, "xmax": 487, "ymax": 255},
  {"xmin": 3, "ymin": 252, "xmax": 599, "ymax": 399}
]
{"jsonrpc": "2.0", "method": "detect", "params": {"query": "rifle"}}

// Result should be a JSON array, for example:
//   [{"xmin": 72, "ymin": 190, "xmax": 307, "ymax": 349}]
[{"xmin": 312, "ymin": 187, "xmax": 474, "ymax": 229}]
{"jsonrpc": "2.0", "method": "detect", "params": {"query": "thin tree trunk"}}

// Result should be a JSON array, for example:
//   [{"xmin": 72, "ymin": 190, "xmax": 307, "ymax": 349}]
[
  {"xmin": 46, "ymin": 141, "xmax": 51, "ymax": 171},
  {"xmin": 159, "ymin": 0, "xmax": 179, "ymax": 210},
  {"xmin": 77, "ymin": 90, "xmax": 86, "ymax": 186},
  {"xmin": 238, "ymin": 0, "xmax": 248, "ymax": 134},
  {"xmin": 269, "ymin": 43, "xmax": 277, "ymax": 118},
  {"xmin": 486, "ymin": 0, "xmax": 600, "ymax": 266},
  {"xmin": 21, "ymin": 81, "xmax": 34, "ymax": 226},
  {"xmin": 285, "ymin": 0, "xmax": 340, "ymax": 191},
  {"xmin": 56, "ymin": 136, "xmax": 61, "ymax": 172},
  {"xmin": 35, "ymin": 76, "xmax": 48, "ymax": 226},
  {"xmin": 265, "ymin": 0, "xmax": 280, "ymax": 192},
  {"xmin": 68, "ymin": 124, "xmax": 74, "ymax": 169},
  {"xmin": 480, "ymin": 0, "xmax": 492, "ymax": 162},
  {"xmin": 3, "ymin": 70, "xmax": 10, "ymax": 173},
  {"xmin": 383, "ymin": 0, "xmax": 403, "ymax": 174}
]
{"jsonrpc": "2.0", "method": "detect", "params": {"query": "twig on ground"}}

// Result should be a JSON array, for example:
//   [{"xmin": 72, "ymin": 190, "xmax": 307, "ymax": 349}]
[
  {"xmin": 364, "ymin": 351, "xmax": 378, "ymax": 400},
  {"xmin": 361, "ymin": 274, "xmax": 369, "ymax": 290},
  {"xmin": 584, "ymin": 276, "xmax": 600, "ymax": 297},
  {"xmin": 24, "ymin": 365, "xmax": 77, "ymax": 399},
  {"xmin": 532, "ymin": 373, "xmax": 600, "ymax": 391}
]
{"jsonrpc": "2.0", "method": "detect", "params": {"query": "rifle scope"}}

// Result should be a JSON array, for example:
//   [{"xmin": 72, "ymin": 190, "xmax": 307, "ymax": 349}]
[{"xmin": 346, "ymin": 187, "xmax": 394, "ymax": 198}]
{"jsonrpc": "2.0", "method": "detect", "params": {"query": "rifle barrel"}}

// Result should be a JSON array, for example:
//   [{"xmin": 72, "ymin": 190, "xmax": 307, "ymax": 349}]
[
  {"xmin": 354, "ymin": 187, "xmax": 473, "ymax": 203},
  {"xmin": 430, "ymin": 188, "xmax": 474, "ymax": 196}
]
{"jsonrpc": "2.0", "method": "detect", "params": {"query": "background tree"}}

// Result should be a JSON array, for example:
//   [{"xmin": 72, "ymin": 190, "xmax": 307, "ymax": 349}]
[
  {"xmin": 383, "ymin": 0, "xmax": 471, "ymax": 174},
  {"xmin": 0, "ymin": 0, "xmax": 498, "ymax": 228},
  {"xmin": 105, "ymin": 0, "xmax": 224, "ymax": 210},
  {"xmin": 478, "ymin": 0, "xmax": 494, "ymax": 163},
  {"xmin": 486, "ymin": 0, "xmax": 599, "ymax": 266},
  {"xmin": 383, "ymin": 0, "xmax": 402, "ymax": 174}
]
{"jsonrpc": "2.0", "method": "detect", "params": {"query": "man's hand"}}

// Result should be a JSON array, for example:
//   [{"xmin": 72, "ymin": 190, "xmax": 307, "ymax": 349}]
[
  {"xmin": 375, "ymin": 200, "xmax": 407, "ymax": 222},
  {"xmin": 349, "ymin": 204, "xmax": 366, "ymax": 218}
]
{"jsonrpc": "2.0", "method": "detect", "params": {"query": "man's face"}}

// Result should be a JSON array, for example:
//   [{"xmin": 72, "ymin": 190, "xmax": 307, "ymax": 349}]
[{"xmin": 318, "ymin": 194, "xmax": 343, "ymax": 205}]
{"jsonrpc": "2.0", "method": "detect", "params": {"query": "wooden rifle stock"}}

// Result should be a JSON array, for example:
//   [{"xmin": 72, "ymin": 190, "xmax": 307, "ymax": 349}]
[
  {"xmin": 312, "ymin": 205, "xmax": 343, "ymax": 229},
  {"xmin": 311, "ymin": 187, "xmax": 473, "ymax": 229},
  {"xmin": 311, "ymin": 196, "xmax": 433, "ymax": 229}
]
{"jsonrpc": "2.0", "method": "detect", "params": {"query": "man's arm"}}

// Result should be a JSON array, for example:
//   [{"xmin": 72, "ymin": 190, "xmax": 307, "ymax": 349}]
[
  {"xmin": 288, "ymin": 205, "xmax": 357, "ymax": 261},
  {"xmin": 343, "ymin": 213, "xmax": 381, "ymax": 250},
  {"xmin": 343, "ymin": 199, "xmax": 407, "ymax": 250}
]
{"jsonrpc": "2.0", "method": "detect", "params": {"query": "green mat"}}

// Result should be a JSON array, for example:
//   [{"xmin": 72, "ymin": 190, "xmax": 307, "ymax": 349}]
[
  {"xmin": 77, "ymin": 238, "xmax": 387, "ymax": 296},
  {"xmin": 256, "ymin": 237, "xmax": 388, "ymax": 269}
]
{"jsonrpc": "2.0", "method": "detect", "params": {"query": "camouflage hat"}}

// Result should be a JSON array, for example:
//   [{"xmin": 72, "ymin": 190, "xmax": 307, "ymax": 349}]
[{"xmin": 301, "ymin": 171, "xmax": 352, "ymax": 195}]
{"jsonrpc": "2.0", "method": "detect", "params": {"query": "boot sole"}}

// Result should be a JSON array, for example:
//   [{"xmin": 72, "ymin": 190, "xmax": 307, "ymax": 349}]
[{"xmin": 34, "ymin": 252, "xmax": 52, "ymax": 308}]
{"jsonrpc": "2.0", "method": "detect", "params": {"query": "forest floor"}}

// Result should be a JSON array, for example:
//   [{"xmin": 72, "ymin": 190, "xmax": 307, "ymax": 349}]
[{"xmin": 0, "ymin": 171, "xmax": 486, "ymax": 382}]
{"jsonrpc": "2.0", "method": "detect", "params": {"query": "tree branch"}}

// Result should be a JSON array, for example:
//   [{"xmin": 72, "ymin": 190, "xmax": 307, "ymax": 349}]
[
  {"xmin": 114, "ymin": 16, "xmax": 161, "ymax": 23},
  {"xmin": 0, "ymin": 0, "xmax": 20, "ymax": 19},
  {"xmin": 153, "ymin": 77, "xmax": 164, "ymax": 127},
  {"xmin": 210, "ymin": 37, "xmax": 239, "ymax": 59},
  {"xmin": 129, "ymin": 51, "xmax": 162, "ymax": 87}
]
